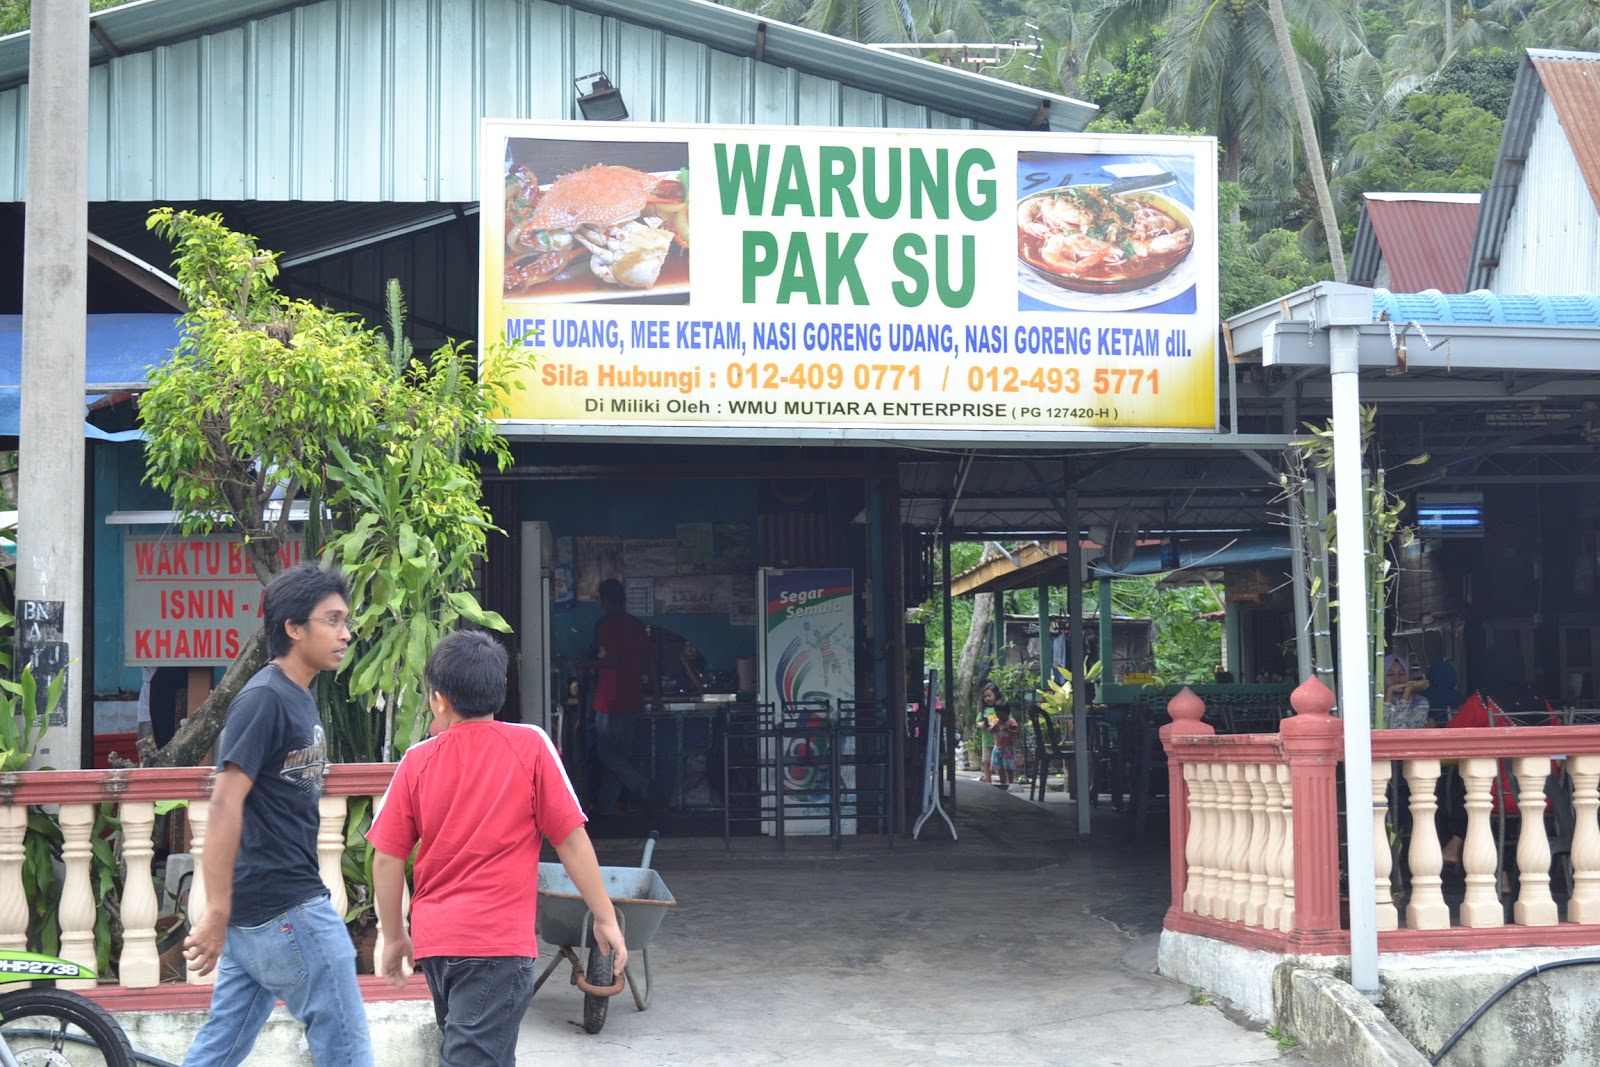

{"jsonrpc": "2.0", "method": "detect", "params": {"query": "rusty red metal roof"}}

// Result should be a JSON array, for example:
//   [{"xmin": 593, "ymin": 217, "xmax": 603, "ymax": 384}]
[
  {"xmin": 1361, "ymin": 194, "xmax": 1480, "ymax": 293},
  {"xmin": 1531, "ymin": 52, "xmax": 1600, "ymax": 215}
]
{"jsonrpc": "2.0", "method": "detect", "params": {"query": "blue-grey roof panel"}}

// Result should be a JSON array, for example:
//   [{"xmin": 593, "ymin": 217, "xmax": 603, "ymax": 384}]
[
  {"xmin": 0, "ymin": 0, "xmax": 1096, "ymax": 202},
  {"xmin": 1370, "ymin": 288, "xmax": 1600, "ymax": 326}
]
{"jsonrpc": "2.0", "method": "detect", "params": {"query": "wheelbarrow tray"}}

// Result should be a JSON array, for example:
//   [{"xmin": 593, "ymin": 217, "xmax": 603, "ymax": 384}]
[{"xmin": 536, "ymin": 862, "xmax": 675, "ymax": 951}]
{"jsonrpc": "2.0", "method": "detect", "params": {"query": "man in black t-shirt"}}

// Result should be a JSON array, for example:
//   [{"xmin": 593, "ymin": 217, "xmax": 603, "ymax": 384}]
[{"xmin": 182, "ymin": 563, "xmax": 373, "ymax": 1067}]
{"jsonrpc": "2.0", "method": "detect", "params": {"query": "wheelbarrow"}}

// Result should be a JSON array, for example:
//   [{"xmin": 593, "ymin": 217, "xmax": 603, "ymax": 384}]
[{"xmin": 533, "ymin": 831, "xmax": 676, "ymax": 1034}]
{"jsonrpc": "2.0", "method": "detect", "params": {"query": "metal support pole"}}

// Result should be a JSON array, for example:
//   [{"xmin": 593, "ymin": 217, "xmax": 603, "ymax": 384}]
[
  {"xmin": 1312, "ymin": 469, "xmax": 1335, "ymax": 685},
  {"xmin": 1037, "ymin": 580, "xmax": 1050, "ymax": 693},
  {"xmin": 1288, "ymin": 487, "xmax": 1314, "ymax": 683},
  {"xmin": 1331, "ymin": 324, "xmax": 1379, "ymax": 995},
  {"xmin": 1098, "ymin": 578, "xmax": 1113, "ymax": 682},
  {"xmin": 1224, "ymin": 601, "xmax": 1242, "ymax": 678},
  {"xmin": 941, "ymin": 538, "xmax": 954, "ymax": 804},
  {"xmin": 1066, "ymin": 489, "xmax": 1089, "ymax": 836},
  {"xmin": 18, "ymin": 0, "xmax": 89, "ymax": 770}
]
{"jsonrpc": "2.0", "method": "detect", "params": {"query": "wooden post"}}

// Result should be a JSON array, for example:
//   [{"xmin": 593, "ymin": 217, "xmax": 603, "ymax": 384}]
[{"xmin": 1280, "ymin": 675, "xmax": 1344, "ymax": 951}]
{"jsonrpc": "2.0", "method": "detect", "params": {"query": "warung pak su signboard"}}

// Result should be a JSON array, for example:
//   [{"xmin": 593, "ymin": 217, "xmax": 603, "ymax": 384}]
[{"xmin": 481, "ymin": 120, "xmax": 1218, "ymax": 438}]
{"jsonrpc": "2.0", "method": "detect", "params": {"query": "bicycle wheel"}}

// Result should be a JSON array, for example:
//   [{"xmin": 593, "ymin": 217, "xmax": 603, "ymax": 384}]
[{"xmin": 0, "ymin": 987, "xmax": 136, "ymax": 1067}]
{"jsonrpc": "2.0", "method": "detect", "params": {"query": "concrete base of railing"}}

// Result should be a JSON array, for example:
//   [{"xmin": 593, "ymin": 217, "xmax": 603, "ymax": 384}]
[
  {"xmin": 1157, "ymin": 929, "xmax": 1342, "ymax": 1022},
  {"xmin": 1274, "ymin": 969, "xmax": 1430, "ymax": 1067},
  {"xmin": 1378, "ymin": 946, "xmax": 1600, "ymax": 1067},
  {"xmin": 108, "ymin": 995, "xmax": 438, "ymax": 1066}
]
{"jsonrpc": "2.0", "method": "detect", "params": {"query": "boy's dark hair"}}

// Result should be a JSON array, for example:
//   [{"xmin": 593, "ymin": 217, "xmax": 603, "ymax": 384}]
[
  {"xmin": 263, "ymin": 563, "xmax": 350, "ymax": 659},
  {"xmin": 425, "ymin": 630, "xmax": 509, "ymax": 719},
  {"xmin": 597, "ymin": 578, "xmax": 625, "ymax": 608}
]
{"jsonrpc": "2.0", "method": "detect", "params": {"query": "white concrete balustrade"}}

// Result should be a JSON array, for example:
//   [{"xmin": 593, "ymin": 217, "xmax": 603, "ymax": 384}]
[
  {"xmin": 0, "ymin": 764, "xmax": 398, "ymax": 995},
  {"xmin": 1175, "ymin": 755, "xmax": 1296, "ymax": 932},
  {"xmin": 1165, "ymin": 689, "xmax": 1600, "ymax": 953},
  {"xmin": 1370, "ymin": 737, "xmax": 1600, "ymax": 941}
]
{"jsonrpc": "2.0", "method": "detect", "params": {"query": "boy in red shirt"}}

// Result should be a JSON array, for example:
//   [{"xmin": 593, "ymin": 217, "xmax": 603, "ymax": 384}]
[{"xmin": 368, "ymin": 631, "xmax": 626, "ymax": 1065}]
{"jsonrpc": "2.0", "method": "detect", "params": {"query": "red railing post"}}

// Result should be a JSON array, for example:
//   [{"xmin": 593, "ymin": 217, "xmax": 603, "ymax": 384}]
[
  {"xmin": 1280, "ymin": 675, "xmax": 1345, "ymax": 952},
  {"xmin": 1160, "ymin": 687, "xmax": 1213, "ymax": 920}
]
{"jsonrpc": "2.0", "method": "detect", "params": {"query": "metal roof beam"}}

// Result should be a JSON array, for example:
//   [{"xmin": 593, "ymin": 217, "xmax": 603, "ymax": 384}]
[{"xmin": 1261, "ymin": 320, "xmax": 1600, "ymax": 375}]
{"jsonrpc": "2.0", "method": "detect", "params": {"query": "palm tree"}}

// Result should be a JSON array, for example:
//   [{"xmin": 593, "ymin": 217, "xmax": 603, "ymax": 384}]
[
  {"xmin": 1382, "ymin": 0, "xmax": 1519, "ymax": 79},
  {"xmin": 721, "ymin": 0, "xmax": 991, "ymax": 44},
  {"xmin": 1264, "ymin": 0, "xmax": 1345, "ymax": 281},
  {"xmin": 990, "ymin": 0, "xmax": 1094, "ymax": 97},
  {"xmin": 1509, "ymin": 0, "xmax": 1600, "ymax": 52},
  {"xmin": 1087, "ymin": 2, "xmax": 1360, "ymax": 190}
]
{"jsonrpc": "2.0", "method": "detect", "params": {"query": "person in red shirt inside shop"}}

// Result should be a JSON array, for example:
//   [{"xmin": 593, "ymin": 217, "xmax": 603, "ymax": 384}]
[
  {"xmin": 582, "ymin": 578, "xmax": 658, "ymax": 815},
  {"xmin": 367, "ymin": 631, "xmax": 625, "ymax": 1065}
]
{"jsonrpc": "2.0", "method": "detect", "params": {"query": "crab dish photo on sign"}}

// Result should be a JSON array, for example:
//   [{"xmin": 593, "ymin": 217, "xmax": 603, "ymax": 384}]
[{"xmin": 499, "ymin": 137, "xmax": 690, "ymax": 305}]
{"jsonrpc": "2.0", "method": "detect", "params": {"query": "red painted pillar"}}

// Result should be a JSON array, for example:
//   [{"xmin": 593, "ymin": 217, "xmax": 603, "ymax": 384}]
[
  {"xmin": 1281, "ymin": 675, "xmax": 1345, "ymax": 952},
  {"xmin": 1160, "ymin": 687, "xmax": 1213, "ymax": 920}
]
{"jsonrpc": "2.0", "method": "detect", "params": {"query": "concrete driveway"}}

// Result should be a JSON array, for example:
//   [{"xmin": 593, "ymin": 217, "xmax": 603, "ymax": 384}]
[{"xmin": 519, "ymin": 779, "xmax": 1317, "ymax": 1066}]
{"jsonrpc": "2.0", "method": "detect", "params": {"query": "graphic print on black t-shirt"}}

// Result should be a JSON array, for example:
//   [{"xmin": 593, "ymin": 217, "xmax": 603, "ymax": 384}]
[{"xmin": 281, "ymin": 724, "xmax": 328, "ymax": 789}]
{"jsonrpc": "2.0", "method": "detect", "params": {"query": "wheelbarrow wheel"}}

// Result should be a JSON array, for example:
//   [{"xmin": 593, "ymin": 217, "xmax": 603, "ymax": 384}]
[{"xmin": 582, "ymin": 946, "xmax": 613, "ymax": 1034}]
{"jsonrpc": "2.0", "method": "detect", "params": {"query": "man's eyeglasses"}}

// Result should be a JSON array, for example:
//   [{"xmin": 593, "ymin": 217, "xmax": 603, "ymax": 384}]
[{"xmin": 306, "ymin": 614, "xmax": 353, "ymax": 634}]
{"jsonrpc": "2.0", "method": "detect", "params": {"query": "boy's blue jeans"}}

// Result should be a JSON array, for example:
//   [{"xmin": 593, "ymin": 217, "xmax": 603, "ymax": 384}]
[
  {"xmin": 182, "ymin": 893, "xmax": 373, "ymax": 1067},
  {"xmin": 419, "ymin": 955, "xmax": 536, "ymax": 1066}
]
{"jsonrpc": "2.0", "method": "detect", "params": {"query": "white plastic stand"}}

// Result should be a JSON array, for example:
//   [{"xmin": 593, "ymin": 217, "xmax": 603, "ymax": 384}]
[{"xmin": 911, "ymin": 670, "xmax": 956, "ymax": 841}]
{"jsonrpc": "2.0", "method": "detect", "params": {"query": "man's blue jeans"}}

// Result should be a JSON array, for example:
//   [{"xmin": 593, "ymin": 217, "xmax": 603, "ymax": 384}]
[
  {"xmin": 182, "ymin": 894, "xmax": 372, "ymax": 1067},
  {"xmin": 593, "ymin": 711, "xmax": 650, "ymax": 815}
]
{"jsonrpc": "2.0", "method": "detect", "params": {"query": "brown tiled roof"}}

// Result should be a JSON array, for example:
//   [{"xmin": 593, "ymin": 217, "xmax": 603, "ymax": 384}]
[
  {"xmin": 1362, "ymin": 195, "xmax": 1480, "ymax": 294},
  {"xmin": 1531, "ymin": 52, "xmax": 1600, "ymax": 214}
]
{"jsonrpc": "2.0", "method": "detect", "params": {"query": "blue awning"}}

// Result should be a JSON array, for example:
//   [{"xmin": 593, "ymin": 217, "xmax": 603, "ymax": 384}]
[{"xmin": 0, "ymin": 313, "xmax": 182, "ymax": 440}]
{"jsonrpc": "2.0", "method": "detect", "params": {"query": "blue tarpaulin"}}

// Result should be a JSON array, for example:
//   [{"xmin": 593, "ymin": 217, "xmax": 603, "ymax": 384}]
[{"xmin": 0, "ymin": 313, "xmax": 182, "ymax": 440}]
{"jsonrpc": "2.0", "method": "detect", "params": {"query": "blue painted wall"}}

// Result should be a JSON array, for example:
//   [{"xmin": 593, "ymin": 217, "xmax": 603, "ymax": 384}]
[
  {"xmin": 91, "ymin": 441, "xmax": 176, "ymax": 697},
  {"xmin": 523, "ymin": 478, "xmax": 762, "ymax": 678}
]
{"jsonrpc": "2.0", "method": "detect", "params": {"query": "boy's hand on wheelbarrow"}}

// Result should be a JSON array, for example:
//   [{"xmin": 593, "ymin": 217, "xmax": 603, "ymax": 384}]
[
  {"xmin": 380, "ymin": 931, "xmax": 415, "ymax": 989},
  {"xmin": 593, "ymin": 914, "xmax": 629, "ymax": 974}
]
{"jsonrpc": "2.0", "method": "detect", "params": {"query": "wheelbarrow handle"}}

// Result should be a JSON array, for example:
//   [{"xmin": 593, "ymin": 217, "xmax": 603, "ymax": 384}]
[
  {"xmin": 640, "ymin": 830, "xmax": 659, "ymax": 871},
  {"xmin": 576, "ymin": 968, "xmax": 627, "ymax": 998}
]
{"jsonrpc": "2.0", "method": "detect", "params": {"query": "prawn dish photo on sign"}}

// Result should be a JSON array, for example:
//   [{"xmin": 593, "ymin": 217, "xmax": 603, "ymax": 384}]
[
  {"xmin": 1015, "ymin": 150, "xmax": 1197, "ymax": 314},
  {"xmin": 502, "ymin": 137, "xmax": 690, "ymax": 304}
]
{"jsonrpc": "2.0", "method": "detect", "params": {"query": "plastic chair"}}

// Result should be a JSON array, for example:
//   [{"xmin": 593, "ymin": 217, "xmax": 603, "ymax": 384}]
[{"xmin": 1027, "ymin": 706, "xmax": 1073, "ymax": 803}]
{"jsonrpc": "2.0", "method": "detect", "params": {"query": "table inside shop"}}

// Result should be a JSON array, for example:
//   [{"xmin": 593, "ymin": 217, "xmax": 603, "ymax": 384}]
[{"xmin": 641, "ymin": 696, "xmax": 739, "ymax": 815}]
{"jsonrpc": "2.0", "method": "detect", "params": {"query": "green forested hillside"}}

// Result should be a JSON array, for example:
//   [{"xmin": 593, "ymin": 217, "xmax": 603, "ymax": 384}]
[{"xmin": 721, "ymin": 0, "xmax": 1592, "ymax": 310}]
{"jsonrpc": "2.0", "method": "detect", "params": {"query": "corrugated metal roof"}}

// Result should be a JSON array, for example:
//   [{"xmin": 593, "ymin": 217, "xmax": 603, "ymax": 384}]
[
  {"xmin": 1532, "ymin": 51, "xmax": 1600, "ymax": 214},
  {"xmin": 0, "ymin": 0, "xmax": 1097, "ymax": 202},
  {"xmin": 1370, "ymin": 288, "xmax": 1600, "ymax": 326},
  {"xmin": 1356, "ymin": 194, "xmax": 1479, "ymax": 294},
  {"xmin": 1467, "ymin": 49, "xmax": 1600, "ymax": 291}
]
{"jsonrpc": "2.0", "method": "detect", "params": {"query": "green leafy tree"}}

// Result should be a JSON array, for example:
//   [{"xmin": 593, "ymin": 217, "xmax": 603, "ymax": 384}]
[
  {"xmin": 721, "ymin": 0, "xmax": 991, "ymax": 43},
  {"xmin": 1078, "ymin": 24, "xmax": 1163, "ymax": 121},
  {"xmin": 326, "ymin": 286, "xmax": 521, "ymax": 756},
  {"xmin": 138, "ymin": 210, "xmax": 530, "ymax": 765},
  {"xmin": 1109, "ymin": 576, "xmax": 1225, "ymax": 684},
  {"xmin": 1382, "ymin": 0, "xmax": 1518, "ymax": 80},
  {"xmin": 1333, "ymin": 90, "xmax": 1503, "ymax": 214},
  {"xmin": 1086, "ymin": 0, "xmax": 1363, "ymax": 194},
  {"xmin": 1428, "ymin": 46, "xmax": 1519, "ymax": 117},
  {"xmin": 0, "ymin": 0, "xmax": 131, "ymax": 35},
  {"xmin": 1514, "ymin": 0, "xmax": 1600, "ymax": 51}
]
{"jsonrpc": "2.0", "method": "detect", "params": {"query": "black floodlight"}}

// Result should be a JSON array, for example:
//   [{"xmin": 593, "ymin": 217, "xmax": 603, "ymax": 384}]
[{"xmin": 575, "ymin": 72, "xmax": 629, "ymax": 122}]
